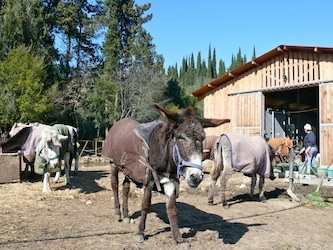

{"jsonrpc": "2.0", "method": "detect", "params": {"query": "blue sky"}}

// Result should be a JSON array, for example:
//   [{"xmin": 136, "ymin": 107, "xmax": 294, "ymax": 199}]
[{"xmin": 136, "ymin": 0, "xmax": 333, "ymax": 70}]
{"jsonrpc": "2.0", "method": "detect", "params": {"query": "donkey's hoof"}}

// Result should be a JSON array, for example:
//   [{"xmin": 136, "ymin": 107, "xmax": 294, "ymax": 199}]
[
  {"xmin": 260, "ymin": 197, "xmax": 267, "ymax": 203},
  {"xmin": 122, "ymin": 217, "xmax": 131, "ymax": 223},
  {"xmin": 208, "ymin": 201, "xmax": 214, "ymax": 206},
  {"xmin": 178, "ymin": 241, "xmax": 191, "ymax": 249},
  {"xmin": 136, "ymin": 235, "xmax": 145, "ymax": 243},
  {"xmin": 222, "ymin": 204, "xmax": 230, "ymax": 209}
]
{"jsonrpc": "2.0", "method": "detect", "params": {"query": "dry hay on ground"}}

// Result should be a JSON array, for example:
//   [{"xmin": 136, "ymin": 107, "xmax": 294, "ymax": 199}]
[{"xmin": 0, "ymin": 163, "xmax": 333, "ymax": 250}]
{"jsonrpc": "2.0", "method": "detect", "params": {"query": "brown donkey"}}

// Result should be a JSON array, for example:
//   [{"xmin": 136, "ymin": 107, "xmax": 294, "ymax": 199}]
[{"xmin": 102, "ymin": 104, "xmax": 230, "ymax": 244}]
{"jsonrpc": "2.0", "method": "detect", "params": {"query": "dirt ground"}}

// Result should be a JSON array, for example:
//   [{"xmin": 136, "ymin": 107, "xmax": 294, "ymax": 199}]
[{"xmin": 1, "ymin": 159, "xmax": 333, "ymax": 250}]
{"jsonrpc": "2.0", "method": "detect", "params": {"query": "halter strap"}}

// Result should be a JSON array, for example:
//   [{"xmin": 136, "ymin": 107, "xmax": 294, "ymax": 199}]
[
  {"xmin": 38, "ymin": 147, "xmax": 60, "ymax": 164},
  {"xmin": 172, "ymin": 138, "xmax": 203, "ymax": 177}
]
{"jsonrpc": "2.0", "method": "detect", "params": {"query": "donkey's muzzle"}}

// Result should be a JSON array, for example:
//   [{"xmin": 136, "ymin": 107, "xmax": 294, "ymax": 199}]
[{"xmin": 187, "ymin": 172, "xmax": 204, "ymax": 188}]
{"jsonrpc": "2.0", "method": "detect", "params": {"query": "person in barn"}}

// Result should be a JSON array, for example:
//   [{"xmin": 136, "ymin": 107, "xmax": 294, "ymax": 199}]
[{"xmin": 299, "ymin": 123, "xmax": 318, "ymax": 174}]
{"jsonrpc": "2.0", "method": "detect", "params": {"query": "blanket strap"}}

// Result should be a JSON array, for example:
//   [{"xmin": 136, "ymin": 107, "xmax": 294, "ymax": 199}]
[
  {"xmin": 134, "ymin": 129, "xmax": 162, "ymax": 192},
  {"xmin": 140, "ymin": 155, "xmax": 162, "ymax": 192}
]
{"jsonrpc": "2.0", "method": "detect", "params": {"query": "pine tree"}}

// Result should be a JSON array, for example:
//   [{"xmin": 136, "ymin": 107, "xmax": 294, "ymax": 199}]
[{"xmin": 102, "ymin": 0, "xmax": 164, "ymax": 122}]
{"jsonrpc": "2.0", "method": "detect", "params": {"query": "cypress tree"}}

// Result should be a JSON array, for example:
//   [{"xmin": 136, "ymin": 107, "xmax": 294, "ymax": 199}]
[
  {"xmin": 196, "ymin": 51, "xmax": 202, "ymax": 77},
  {"xmin": 218, "ymin": 59, "xmax": 226, "ymax": 77},
  {"xmin": 207, "ymin": 44, "xmax": 212, "ymax": 78},
  {"xmin": 252, "ymin": 46, "xmax": 257, "ymax": 59},
  {"xmin": 212, "ymin": 47, "xmax": 217, "ymax": 78}
]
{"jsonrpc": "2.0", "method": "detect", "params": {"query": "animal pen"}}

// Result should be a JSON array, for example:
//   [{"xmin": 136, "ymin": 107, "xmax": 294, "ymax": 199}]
[{"xmin": 191, "ymin": 45, "xmax": 333, "ymax": 199}]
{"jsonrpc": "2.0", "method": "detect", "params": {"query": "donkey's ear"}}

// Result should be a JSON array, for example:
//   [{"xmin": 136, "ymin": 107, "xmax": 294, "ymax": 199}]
[
  {"xmin": 153, "ymin": 104, "xmax": 182, "ymax": 123},
  {"xmin": 44, "ymin": 133, "xmax": 52, "ymax": 142},
  {"xmin": 199, "ymin": 118, "xmax": 230, "ymax": 128},
  {"xmin": 57, "ymin": 135, "xmax": 68, "ymax": 141},
  {"xmin": 35, "ymin": 142, "xmax": 46, "ymax": 155}
]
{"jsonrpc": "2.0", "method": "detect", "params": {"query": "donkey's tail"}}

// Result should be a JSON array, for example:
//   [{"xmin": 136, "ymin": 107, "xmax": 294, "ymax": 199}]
[{"xmin": 211, "ymin": 135, "xmax": 223, "ymax": 179}]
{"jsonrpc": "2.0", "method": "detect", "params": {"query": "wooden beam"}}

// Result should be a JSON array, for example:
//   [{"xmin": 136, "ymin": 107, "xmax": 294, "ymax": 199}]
[
  {"xmin": 314, "ymin": 47, "xmax": 322, "ymax": 53},
  {"xmin": 251, "ymin": 60, "xmax": 259, "ymax": 66}
]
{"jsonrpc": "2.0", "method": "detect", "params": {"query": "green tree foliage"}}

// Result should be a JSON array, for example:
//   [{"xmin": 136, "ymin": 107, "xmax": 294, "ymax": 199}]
[
  {"xmin": 82, "ymin": 76, "xmax": 119, "ymax": 137},
  {"xmin": 252, "ymin": 46, "xmax": 256, "ymax": 59},
  {"xmin": 0, "ymin": 0, "xmax": 253, "ymax": 138},
  {"xmin": 164, "ymin": 79, "xmax": 192, "ymax": 109},
  {"xmin": 0, "ymin": 0, "xmax": 58, "ymax": 85},
  {"xmin": 53, "ymin": 0, "xmax": 103, "ymax": 129},
  {"xmin": 55, "ymin": 0, "xmax": 102, "ymax": 78},
  {"xmin": 229, "ymin": 47, "xmax": 247, "ymax": 71},
  {"xmin": 0, "ymin": 46, "xmax": 52, "ymax": 128},
  {"xmin": 103, "ymin": 0, "xmax": 165, "ymax": 123},
  {"xmin": 218, "ymin": 59, "xmax": 226, "ymax": 77}
]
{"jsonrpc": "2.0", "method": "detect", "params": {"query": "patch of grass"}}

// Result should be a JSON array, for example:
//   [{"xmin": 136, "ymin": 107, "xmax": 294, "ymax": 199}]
[
  {"xmin": 302, "ymin": 197, "xmax": 333, "ymax": 209},
  {"xmin": 281, "ymin": 242, "xmax": 294, "ymax": 249}
]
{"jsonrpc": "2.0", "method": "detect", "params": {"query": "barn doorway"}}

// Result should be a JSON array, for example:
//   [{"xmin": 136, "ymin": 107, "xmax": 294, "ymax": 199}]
[{"xmin": 264, "ymin": 86, "xmax": 319, "ymax": 148}]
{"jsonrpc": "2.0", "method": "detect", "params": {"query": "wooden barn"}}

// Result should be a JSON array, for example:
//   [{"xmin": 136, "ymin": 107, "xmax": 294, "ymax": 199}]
[{"xmin": 191, "ymin": 45, "xmax": 333, "ymax": 166}]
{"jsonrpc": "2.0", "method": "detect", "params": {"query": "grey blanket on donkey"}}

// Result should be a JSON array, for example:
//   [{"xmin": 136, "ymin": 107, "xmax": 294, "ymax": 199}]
[
  {"xmin": 101, "ymin": 118, "xmax": 163, "ymax": 185},
  {"xmin": 223, "ymin": 133, "xmax": 271, "ymax": 178}
]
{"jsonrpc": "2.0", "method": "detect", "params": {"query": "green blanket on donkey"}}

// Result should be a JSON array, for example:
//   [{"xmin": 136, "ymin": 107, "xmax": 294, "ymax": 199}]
[{"xmin": 34, "ymin": 124, "xmax": 72, "ymax": 175}]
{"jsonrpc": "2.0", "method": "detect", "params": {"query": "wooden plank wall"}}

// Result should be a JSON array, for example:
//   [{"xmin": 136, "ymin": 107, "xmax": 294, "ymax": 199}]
[
  {"xmin": 204, "ymin": 51, "xmax": 333, "ymax": 139},
  {"xmin": 320, "ymin": 83, "xmax": 333, "ymax": 165}
]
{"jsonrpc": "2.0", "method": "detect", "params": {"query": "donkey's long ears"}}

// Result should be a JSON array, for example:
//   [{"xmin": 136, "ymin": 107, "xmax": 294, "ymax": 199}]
[
  {"xmin": 153, "ymin": 104, "xmax": 182, "ymax": 123},
  {"xmin": 200, "ymin": 118, "xmax": 230, "ymax": 128}
]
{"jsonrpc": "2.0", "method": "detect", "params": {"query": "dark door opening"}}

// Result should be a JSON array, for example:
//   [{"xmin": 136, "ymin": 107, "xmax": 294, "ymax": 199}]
[{"xmin": 264, "ymin": 86, "xmax": 319, "ymax": 148}]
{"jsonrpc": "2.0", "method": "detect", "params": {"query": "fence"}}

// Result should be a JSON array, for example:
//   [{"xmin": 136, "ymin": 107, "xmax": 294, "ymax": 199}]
[{"xmin": 79, "ymin": 139, "xmax": 104, "ymax": 157}]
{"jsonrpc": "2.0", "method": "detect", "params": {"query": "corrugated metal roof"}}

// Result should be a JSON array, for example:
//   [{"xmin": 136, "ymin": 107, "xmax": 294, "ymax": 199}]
[{"xmin": 191, "ymin": 45, "xmax": 333, "ymax": 100}]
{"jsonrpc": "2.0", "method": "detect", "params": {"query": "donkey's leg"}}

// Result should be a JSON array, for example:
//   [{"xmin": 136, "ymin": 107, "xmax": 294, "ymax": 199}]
[
  {"xmin": 122, "ymin": 176, "xmax": 131, "ymax": 223},
  {"xmin": 258, "ymin": 175, "xmax": 267, "ymax": 202},
  {"xmin": 250, "ymin": 174, "xmax": 257, "ymax": 200},
  {"xmin": 137, "ymin": 182, "xmax": 153, "ymax": 243},
  {"xmin": 110, "ymin": 163, "xmax": 121, "ymax": 221},
  {"xmin": 29, "ymin": 162, "xmax": 35, "ymax": 179},
  {"xmin": 219, "ymin": 142, "xmax": 233, "ymax": 208},
  {"xmin": 208, "ymin": 136, "xmax": 223, "ymax": 205},
  {"xmin": 53, "ymin": 155, "xmax": 63, "ymax": 183},
  {"xmin": 164, "ymin": 180, "xmax": 184, "ymax": 243},
  {"xmin": 208, "ymin": 165, "xmax": 222, "ymax": 205},
  {"xmin": 54, "ymin": 170, "xmax": 61, "ymax": 183},
  {"xmin": 74, "ymin": 151, "xmax": 79, "ymax": 173},
  {"xmin": 219, "ymin": 163, "xmax": 233, "ymax": 208},
  {"xmin": 63, "ymin": 152, "xmax": 71, "ymax": 185},
  {"xmin": 208, "ymin": 179, "xmax": 218, "ymax": 205},
  {"xmin": 42, "ymin": 172, "xmax": 51, "ymax": 193}
]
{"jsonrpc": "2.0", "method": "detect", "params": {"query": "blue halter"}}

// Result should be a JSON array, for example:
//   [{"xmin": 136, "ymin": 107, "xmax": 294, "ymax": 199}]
[{"xmin": 172, "ymin": 138, "xmax": 203, "ymax": 177}]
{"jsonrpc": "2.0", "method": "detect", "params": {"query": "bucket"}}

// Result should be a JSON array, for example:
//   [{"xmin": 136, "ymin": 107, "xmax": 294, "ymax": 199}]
[
  {"xmin": 317, "ymin": 166, "xmax": 328, "ymax": 177},
  {"xmin": 298, "ymin": 164, "xmax": 306, "ymax": 174},
  {"xmin": 327, "ymin": 166, "xmax": 333, "ymax": 177}
]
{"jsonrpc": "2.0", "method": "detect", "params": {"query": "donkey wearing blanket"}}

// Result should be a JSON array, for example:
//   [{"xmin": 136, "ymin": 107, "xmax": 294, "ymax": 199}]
[
  {"xmin": 35, "ymin": 124, "xmax": 73, "ymax": 192},
  {"xmin": 102, "ymin": 104, "xmax": 230, "ymax": 244},
  {"xmin": 208, "ymin": 133, "xmax": 276, "ymax": 207},
  {"xmin": 7, "ymin": 122, "xmax": 79, "ymax": 177}
]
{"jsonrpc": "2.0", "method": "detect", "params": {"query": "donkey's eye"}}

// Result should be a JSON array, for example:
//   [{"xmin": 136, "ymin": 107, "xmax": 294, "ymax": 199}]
[{"xmin": 177, "ymin": 133, "xmax": 187, "ymax": 140}]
